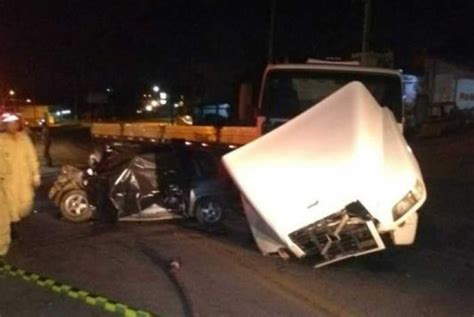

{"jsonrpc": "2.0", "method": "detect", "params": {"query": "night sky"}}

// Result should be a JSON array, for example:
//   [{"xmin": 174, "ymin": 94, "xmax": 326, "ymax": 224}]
[{"xmin": 1, "ymin": 0, "xmax": 473, "ymax": 107}]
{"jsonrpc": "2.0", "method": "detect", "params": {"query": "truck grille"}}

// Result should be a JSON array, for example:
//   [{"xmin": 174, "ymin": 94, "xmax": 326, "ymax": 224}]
[{"xmin": 289, "ymin": 204, "xmax": 384, "ymax": 267}]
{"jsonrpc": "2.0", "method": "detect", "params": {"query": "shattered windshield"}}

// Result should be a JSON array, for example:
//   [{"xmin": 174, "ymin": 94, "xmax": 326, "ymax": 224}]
[{"xmin": 262, "ymin": 69, "xmax": 403, "ymax": 122}]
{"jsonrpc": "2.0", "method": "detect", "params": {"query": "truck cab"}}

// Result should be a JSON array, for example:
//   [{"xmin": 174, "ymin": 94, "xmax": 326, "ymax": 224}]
[
  {"xmin": 257, "ymin": 63, "xmax": 404, "ymax": 133},
  {"xmin": 223, "ymin": 63, "xmax": 426, "ymax": 267}
]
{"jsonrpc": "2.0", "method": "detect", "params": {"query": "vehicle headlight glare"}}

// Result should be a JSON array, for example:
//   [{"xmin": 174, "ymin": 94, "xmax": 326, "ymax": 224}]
[
  {"xmin": 393, "ymin": 180, "xmax": 424, "ymax": 220},
  {"xmin": 88, "ymin": 153, "xmax": 99, "ymax": 167},
  {"xmin": 60, "ymin": 166, "xmax": 68, "ymax": 174}
]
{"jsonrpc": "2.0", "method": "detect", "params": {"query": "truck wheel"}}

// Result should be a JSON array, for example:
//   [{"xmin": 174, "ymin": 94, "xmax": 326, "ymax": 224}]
[
  {"xmin": 60, "ymin": 190, "xmax": 93, "ymax": 223},
  {"xmin": 195, "ymin": 197, "xmax": 225, "ymax": 226}
]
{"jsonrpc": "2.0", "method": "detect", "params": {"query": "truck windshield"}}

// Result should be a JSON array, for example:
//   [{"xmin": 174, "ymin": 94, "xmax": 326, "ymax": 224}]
[{"xmin": 262, "ymin": 69, "xmax": 403, "ymax": 122}]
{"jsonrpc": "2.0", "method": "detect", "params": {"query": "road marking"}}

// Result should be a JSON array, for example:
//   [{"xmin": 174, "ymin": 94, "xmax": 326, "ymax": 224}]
[{"xmin": 0, "ymin": 261, "xmax": 155, "ymax": 317}]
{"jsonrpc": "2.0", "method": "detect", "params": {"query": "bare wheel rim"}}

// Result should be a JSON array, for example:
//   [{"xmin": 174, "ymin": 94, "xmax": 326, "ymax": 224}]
[
  {"xmin": 64, "ymin": 194, "xmax": 89, "ymax": 216},
  {"xmin": 199, "ymin": 201, "xmax": 222, "ymax": 224}
]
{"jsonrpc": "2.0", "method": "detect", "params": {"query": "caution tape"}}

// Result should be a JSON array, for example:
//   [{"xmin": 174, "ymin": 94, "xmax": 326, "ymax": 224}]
[{"xmin": 0, "ymin": 261, "xmax": 155, "ymax": 317}]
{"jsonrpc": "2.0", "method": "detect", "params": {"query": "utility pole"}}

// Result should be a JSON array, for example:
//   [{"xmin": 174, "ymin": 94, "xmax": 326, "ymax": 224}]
[
  {"xmin": 0, "ymin": 64, "xmax": 4, "ymax": 107},
  {"xmin": 0, "ymin": 81, "xmax": 4, "ymax": 107},
  {"xmin": 361, "ymin": 0, "xmax": 372, "ymax": 66},
  {"xmin": 29, "ymin": 56, "xmax": 36, "ymax": 103},
  {"xmin": 267, "ymin": 0, "xmax": 276, "ymax": 63}
]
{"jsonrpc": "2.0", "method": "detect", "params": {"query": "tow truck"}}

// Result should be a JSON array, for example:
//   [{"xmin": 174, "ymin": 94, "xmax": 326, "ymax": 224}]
[{"xmin": 90, "ymin": 61, "xmax": 427, "ymax": 267}]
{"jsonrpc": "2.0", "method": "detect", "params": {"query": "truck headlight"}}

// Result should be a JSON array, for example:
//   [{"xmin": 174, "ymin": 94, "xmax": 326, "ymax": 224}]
[{"xmin": 392, "ymin": 180, "xmax": 425, "ymax": 220}]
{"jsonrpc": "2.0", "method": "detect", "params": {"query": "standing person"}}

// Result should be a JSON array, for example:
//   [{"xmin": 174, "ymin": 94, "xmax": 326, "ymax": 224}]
[
  {"xmin": 0, "ymin": 113, "xmax": 40, "ymax": 238},
  {"xmin": 0, "ymin": 149, "xmax": 12, "ymax": 257},
  {"xmin": 42, "ymin": 113, "xmax": 52, "ymax": 167}
]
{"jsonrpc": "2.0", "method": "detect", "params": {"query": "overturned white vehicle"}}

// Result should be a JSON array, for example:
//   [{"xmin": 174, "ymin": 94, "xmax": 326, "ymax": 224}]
[{"xmin": 223, "ymin": 82, "xmax": 427, "ymax": 267}]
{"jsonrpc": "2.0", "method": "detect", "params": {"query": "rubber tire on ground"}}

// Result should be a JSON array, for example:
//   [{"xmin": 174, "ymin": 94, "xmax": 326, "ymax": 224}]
[
  {"xmin": 194, "ymin": 197, "xmax": 226, "ymax": 227},
  {"xmin": 53, "ymin": 181, "xmax": 82, "ymax": 206},
  {"xmin": 60, "ymin": 189, "xmax": 93, "ymax": 223}
]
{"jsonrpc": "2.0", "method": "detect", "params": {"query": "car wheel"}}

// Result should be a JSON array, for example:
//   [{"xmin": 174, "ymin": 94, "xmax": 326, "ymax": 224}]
[
  {"xmin": 60, "ymin": 189, "xmax": 93, "ymax": 223},
  {"xmin": 52, "ymin": 181, "xmax": 82, "ymax": 206},
  {"xmin": 195, "ymin": 197, "xmax": 225, "ymax": 226}
]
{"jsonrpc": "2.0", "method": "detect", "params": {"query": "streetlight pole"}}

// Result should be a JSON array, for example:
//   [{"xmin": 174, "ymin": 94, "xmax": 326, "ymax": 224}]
[
  {"xmin": 0, "ymin": 83, "xmax": 4, "ymax": 108},
  {"xmin": 268, "ymin": 0, "xmax": 276, "ymax": 63},
  {"xmin": 361, "ymin": 0, "xmax": 372, "ymax": 66}
]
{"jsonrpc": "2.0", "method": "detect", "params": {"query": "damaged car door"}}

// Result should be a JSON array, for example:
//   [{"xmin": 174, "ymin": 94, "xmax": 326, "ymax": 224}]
[{"xmin": 109, "ymin": 147, "xmax": 189, "ymax": 221}]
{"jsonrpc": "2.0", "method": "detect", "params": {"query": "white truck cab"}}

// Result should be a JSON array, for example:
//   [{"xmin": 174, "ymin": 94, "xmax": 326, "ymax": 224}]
[
  {"xmin": 223, "ymin": 63, "xmax": 426, "ymax": 267},
  {"xmin": 258, "ymin": 63, "xmax": 404, "ymax": 132}
]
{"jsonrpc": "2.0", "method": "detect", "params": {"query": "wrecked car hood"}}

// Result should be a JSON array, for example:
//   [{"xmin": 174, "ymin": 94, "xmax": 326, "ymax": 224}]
[{"xmin": 222, "ymin": 82, "xmax": 425, "ymax": 258}]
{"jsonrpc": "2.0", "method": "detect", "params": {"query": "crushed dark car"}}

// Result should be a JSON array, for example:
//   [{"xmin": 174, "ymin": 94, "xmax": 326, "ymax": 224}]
[{"xmin": 49, "ymin": 142, "xmax": 239, "ymax": 227}]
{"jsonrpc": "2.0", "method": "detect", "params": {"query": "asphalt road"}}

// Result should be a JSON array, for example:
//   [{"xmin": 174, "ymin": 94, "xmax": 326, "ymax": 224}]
[
  {"xmin": 0, "ymin": 273, "xmax": 106, "ymax": 317},
  {"xmin": 2, "ymin": 126, "xmax": 474, "ymax": 317}
]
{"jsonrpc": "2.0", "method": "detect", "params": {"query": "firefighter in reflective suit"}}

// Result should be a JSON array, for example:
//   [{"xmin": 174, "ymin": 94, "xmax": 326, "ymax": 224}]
[{"xmin": 0, "ymin": 113, "xmax": 40, "ymax": 251}]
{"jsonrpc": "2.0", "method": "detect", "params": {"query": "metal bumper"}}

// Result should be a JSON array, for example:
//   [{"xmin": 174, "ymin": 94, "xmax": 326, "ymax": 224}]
[{"xmin": 289, "ymin": 211, "xmax": 385, "ymax": 268}]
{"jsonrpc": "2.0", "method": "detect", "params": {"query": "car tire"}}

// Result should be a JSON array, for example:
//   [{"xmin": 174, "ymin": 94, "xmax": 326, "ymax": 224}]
[
  {"xmin": 60, "ymin": 189, "xmax": 93, "ymax": 223},
  {"xmin": 53, "ymin": 181, "xmax": 82, "ymax": 206},
  {"xmin": 195, "ymin": 197, "xmax": 226, "ymax": 227}
]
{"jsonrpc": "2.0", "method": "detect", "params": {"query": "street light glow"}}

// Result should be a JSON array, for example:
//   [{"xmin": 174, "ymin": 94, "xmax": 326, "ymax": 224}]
[
  {"xmin": 159, "ymin": 92, "xmax": 167, "ymax": 99},
  {"xmin": 151, "ymin": 100, "xmax": 159, "ymax": 107},
  {"xmin": 145, "ymin": 105, "xmax": 153, "ymax": 112},
  {"xmin": 152, "ymin": 85, "xmax": 160, "ymax": 93},
  {"xmin": 9, "ymin": 90, "xmax": 15, "ymax": 96},
  {"xmin": 174, "ymin": 101, "xmax": 184, "ymax": 108},
  {"xmin": 159, "ymin": 99, "xmax": 167, "ymax": 105},
  {"xmin": 26, "ymin": 98, "xmax": 32, "ymax": 103}
]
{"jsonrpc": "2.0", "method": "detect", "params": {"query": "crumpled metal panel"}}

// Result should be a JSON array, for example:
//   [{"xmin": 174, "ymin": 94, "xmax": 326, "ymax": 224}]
[{"xmin": 109, "ymin": 154, "xmax": 159, "ymax": 217}]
